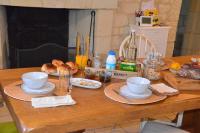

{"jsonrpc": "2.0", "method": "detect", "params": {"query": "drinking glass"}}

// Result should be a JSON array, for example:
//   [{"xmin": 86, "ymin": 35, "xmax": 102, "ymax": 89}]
[
  {"xmin": 57, "ymin": 69, "xmax": 72, "ymax": 96},
  {"xmin": 76, "ymin": 55, "xmax": 88, "ymax": 77}
]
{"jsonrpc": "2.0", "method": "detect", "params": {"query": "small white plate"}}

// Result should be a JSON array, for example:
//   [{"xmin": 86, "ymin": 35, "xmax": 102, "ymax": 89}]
[
  {"xmin": 21, "ymin": 82, "xmax": 55, "ymax": 95},
  {"xmin": 71, "ymin": 78, "xmax": 102, "ymax": 89},
  {"xmin": 119, "ymin": 85, "xmax": 152, "ymax": 99}
]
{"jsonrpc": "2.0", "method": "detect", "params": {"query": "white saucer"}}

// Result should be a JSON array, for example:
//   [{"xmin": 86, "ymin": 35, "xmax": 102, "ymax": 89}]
[
  {"xmin": 119, "ymin": 85, "xmax": 152, "ymax": 99},
  {"xmin": 21, "ymin": 82, "xmax": 55, "ymax": 95}
]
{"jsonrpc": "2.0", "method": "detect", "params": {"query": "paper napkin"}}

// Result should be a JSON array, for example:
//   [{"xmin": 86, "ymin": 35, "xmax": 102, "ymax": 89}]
[
  {"xmin": 31, "ymin": 95, "xmax": 76, "ymax": 108},
  {"xmin": 150, "ymin": 83, "xmax": 179, "ymax": 96}
]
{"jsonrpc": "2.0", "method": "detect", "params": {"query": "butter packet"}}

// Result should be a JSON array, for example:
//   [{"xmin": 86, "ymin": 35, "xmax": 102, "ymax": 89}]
[{"xmin": 120, "ymin": 62, "xmax": 136, "ymax": 72}]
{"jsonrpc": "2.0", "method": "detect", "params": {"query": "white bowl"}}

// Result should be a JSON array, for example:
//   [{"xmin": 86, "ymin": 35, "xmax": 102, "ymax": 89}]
[
  {"xmin": 127, "ymin": 77, "xmax": 150, "ymax": 94},
  {"xmin": 22, "ymin": 72, "xmax": 48, "ymax": 90}
]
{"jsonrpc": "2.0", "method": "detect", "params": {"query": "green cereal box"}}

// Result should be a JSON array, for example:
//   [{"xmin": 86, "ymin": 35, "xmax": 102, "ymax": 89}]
[{"xmin": 120, "ymin": 62, "xmax": 136, "ymax": 72}]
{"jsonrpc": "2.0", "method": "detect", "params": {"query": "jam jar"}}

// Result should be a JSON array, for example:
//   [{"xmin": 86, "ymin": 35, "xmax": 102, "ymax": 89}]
[{"xmin": 144, "ymin": 59, "xmax": 161, "ymax": 80}]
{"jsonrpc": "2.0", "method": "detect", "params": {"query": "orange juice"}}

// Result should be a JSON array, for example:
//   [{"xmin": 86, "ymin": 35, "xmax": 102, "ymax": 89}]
[{"xmin": 76, "ymin": 55, "xmax": 88, "ymax": 69}]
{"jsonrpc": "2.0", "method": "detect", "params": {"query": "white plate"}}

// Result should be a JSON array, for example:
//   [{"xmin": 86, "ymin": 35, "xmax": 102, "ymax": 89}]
[
  {"xmin": 21, "ymin": 82, "xmax": 55, "ymax": 95},
  {"xmin": 71, "ymin": 78, "xmax": 102, "ymax": 89},
  {"xmin": 119, "ymin": 85, "xmax": 152, "ymax": 99}
]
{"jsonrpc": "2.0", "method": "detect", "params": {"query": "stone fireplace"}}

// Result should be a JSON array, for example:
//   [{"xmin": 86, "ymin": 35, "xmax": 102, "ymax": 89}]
[
  {"xmin": 7, "ymin": 6, "xmax": 69, "ymax": 68},
  {"xmin": 0, "ymin": 0, "xmax": 182, "ymax": 69},
  {"xmin": 0, "ymin": 0, "xmax": 118, "ymax": 68}
]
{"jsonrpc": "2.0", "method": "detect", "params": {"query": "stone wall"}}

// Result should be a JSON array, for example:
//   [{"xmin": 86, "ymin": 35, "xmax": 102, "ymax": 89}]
[{"xmin": 111, "ymin": 0, "xmax": 182, "ymax": 57}]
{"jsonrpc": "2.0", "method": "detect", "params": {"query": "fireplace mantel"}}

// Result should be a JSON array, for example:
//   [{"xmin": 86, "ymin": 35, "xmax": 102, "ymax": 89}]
[{"xmin": 0, "ymin": 0, "xmax": 118, "ymax": 9}]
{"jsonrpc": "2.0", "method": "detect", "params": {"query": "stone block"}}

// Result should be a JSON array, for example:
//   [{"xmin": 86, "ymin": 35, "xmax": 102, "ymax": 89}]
[
  {"xmin": 165, "ymin": 42, "xmax": 175, "ymax": 57},
  {"xmin": 95, "ymin": 36, "xmax": 112, "ymax": 55},
  {"xmin": 42, "ymin": 0, "xmax": 66, "ymax": 8},
  {"xmin": 119, "ymin": 1, "xmax": 139, "ymax": 14},
  {"xmin": 113, "ymin": 13, "xmax": 128, "ymax": 27},
  {"xmin": 119, "ymin": 26, "xmax": 129, "ymax": 36},
  {"xmin": 111, "ymin": 35, "xmax": 123, "ymax": 50},
  {"xmin": 0, "ymin": 0, "xmax": 118, "ymax": 9},
  {"xmin": 9, "ymin": 0, "xmax": 42, "ymax": 8},
  {"xmin": 168, "ymin": 27, "xmax": 177, "ymax": 42},
  {"xmin": 112, "ymin": 27, "xmax": 120, "ymax": 36},
  {"xmin": 95, "ymin": 10, "xmax": 114, "ymax": 37},
  {"xmin": 0, "ymin": 0, "xmax": 10, "ymax": 5}
]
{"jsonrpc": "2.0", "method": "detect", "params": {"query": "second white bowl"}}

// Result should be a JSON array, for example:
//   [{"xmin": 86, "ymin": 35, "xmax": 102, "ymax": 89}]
[{"xmin": 127, "ymin": 77, "xmax": 150, "ymax": 94}]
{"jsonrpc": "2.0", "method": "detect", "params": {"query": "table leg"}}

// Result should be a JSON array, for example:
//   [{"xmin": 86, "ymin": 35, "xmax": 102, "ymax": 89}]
[
  {"xmin": 193, "ymin": 110, "xmax": 200, "ymax": 133},
  {"xmin": 181, "ymin": 110, "xmax": 200, "ymax": 133}
]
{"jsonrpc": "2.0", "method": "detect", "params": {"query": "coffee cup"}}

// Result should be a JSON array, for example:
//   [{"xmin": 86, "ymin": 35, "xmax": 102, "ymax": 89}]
[
  {"xmin": 126, "ymin": 77, "xmax": 150, "ymax": 94},
  {"xmin": 22, "ymin": 72, "xmax": 48, "ymax": 89}
]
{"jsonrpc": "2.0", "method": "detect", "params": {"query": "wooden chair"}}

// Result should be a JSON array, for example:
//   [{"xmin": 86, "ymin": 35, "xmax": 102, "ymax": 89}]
[{"xmin": 119, "ymin": 34, "xmax": 156, "ymax": 58}]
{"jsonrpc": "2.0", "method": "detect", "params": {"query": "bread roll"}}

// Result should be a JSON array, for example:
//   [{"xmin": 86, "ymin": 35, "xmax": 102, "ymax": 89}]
[
  {"xmin": 52, "ymin": 59, "xmax": 64, "ymax": 67},
  {"xmin": 66, "ymin": 62, "xmax": 75, "ymax": 68},
  {"xmin": 66, "ymin": 62, "xmax": 78, "ymax": 73},
  {"xmin": 41, "ymin": 63, "xmax": 57, "ymax": 74},
  {"xmin": 57, "ymin": 64, "xmax": 70, "ymax": 75}
]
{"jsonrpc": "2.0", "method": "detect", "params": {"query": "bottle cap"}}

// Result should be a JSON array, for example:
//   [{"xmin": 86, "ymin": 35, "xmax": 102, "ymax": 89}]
[{"xmin": 108, "ymin": 50, "xmax": 116, "ymax": 56}]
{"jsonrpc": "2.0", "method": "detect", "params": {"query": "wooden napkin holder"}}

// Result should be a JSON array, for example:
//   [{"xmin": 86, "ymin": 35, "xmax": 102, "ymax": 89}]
[{"xmin": 85, "ymin": 67, "xmax": 138, "ymax": 79}]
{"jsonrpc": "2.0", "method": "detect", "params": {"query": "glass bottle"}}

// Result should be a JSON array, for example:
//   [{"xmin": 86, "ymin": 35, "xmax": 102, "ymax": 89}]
[
  {"xmin": 127, "ymin": 29, "xmax": 137, "ymax": 62},
  {"xmin": 93, "ymin": 53, "xmax": 101, "ymax": 69}
]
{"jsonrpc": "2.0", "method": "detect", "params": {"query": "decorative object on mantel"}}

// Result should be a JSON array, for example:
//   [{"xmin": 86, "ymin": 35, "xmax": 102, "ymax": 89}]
[{"xmin": 135, "ymin": 0, "xmax": 160, "ymax": 26}]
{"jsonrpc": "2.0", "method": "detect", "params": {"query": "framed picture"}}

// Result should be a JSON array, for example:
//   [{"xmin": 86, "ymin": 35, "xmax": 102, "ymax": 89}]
[{"xmin": 140, "ymin": 16, "xmax": 153, "ymax": 26}]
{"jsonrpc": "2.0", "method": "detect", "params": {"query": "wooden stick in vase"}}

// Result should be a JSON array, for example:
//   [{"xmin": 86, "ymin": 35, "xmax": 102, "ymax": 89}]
[
  {"xmin": 85, "ymin": 35, "xmax": 90, "ymax": 57},
  {"xmin": 85, "ymin": 34, "xmax": 92, "ymax": 67},
  {"xmin": 76, "ymin": 32, "xmax": 80, "ymax": 55}
]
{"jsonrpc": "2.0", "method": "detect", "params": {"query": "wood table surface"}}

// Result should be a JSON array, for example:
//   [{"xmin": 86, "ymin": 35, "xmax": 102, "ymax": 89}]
[{"xmin": 0, "ymin": 56, "xmax": 200, "ymax": 133}]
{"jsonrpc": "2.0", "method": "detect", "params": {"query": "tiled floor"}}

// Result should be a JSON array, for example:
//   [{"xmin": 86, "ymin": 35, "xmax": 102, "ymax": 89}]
[{"xmin": 0, "ymin": 104, "xmax": 13, "ymax": 123}]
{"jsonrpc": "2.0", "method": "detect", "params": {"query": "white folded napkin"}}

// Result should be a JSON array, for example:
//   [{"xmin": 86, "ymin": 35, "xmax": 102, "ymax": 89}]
[
  {"xmin": 150, "ymin": 83, "xmax": 179, "ymax": 96},
  {"xmin": 31, "ymin": 95, "xmax": 76, "ymax": 108}
]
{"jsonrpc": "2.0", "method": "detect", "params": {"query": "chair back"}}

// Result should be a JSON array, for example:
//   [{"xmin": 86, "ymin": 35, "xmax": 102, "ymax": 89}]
[{"xmin": 119, "ymin": 34, "xmax": 156, "ymax": 58}]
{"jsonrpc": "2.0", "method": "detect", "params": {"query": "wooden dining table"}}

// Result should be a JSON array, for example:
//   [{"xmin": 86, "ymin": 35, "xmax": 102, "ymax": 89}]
[{"xmin": 0, "ymin": 56, "xmax": 200, "ymax": 133}]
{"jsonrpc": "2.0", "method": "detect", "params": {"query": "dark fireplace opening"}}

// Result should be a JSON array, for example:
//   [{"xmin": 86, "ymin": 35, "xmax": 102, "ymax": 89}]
[{"xmin": 6, "ymin": 6, "xmax": 69, "ymax": 68}]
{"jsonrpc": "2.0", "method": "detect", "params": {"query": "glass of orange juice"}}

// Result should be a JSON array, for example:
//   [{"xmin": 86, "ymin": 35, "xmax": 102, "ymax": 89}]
[{"xmin": 75, "ymin": 55, "xmax": 88, "ymax": 69}]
